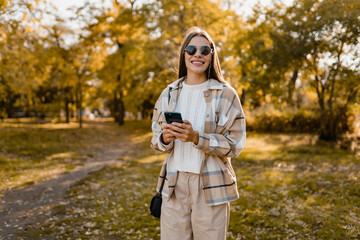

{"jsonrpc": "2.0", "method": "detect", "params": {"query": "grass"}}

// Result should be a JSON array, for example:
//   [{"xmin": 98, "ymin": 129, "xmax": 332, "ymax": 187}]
[
  {"xmin": 0, "ymin": 126, "xmax": 82, "ymax": 190},
  {"xmin": 2, "ymin": 119, "xmax": 359, "ymax": 239},
  {"xmin": 0, "ymin": 119, "xmax": 151, "ymax": 191},
  {"xmin": 23, "ymin": 164, "xmax": 163, "ymax": 239},
  {"xmin": 230, "ymin": 133, "xmax": 359, "ymax": 239}
]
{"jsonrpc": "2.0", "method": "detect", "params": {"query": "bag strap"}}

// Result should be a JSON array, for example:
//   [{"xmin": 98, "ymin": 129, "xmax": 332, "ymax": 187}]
[{"xmin": 158, "ymin": 168, "xmax": 167, "ymax": 194}]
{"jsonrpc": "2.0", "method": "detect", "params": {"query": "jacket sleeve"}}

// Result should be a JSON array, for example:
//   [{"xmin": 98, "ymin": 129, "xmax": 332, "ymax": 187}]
[
  {"xmin": 194, "ymin": 87, "xmax": 246, "ymax": 158},
  {"xmin": 150, "ymin": 89, "xmax": 174, "ymax": 153}
]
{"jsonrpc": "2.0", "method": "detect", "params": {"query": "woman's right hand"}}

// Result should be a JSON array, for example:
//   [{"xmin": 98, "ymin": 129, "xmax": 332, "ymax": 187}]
[{"xmin": 162, "ymin": 124, "xmax": 176, "ymax": 144}]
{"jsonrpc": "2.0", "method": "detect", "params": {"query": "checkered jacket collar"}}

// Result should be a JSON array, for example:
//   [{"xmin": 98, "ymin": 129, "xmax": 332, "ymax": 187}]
[{"xmin": 167, "ymin": 77, "xmax": 224, "ymax": 90}]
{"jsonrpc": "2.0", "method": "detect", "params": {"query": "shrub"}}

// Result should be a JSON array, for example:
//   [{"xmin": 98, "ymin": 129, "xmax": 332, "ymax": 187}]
[{"xmin": 246, "ymin": 106, "xmax": 321, "ymax": 133}]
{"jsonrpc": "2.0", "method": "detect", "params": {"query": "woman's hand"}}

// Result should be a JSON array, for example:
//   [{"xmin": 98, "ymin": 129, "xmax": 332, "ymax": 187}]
[
  {"xmin": 169, "ymin": 120, "xmax": 199, "ymax": 145},
  {"xmin": 162, "ymin": 124, "xmax": 176, "ymax": 144}
]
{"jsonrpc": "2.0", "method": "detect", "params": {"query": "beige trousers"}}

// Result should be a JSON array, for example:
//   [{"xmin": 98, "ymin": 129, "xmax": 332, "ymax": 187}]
[{"xmin": 161, "ymin": 171, "xmax": 230, "ymax": 240}]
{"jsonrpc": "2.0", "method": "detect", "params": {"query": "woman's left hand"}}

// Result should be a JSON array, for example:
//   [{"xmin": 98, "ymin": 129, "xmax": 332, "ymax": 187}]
[{"xmin": 170, "ymin": 120, "xmax": 199, "ymax": 145}]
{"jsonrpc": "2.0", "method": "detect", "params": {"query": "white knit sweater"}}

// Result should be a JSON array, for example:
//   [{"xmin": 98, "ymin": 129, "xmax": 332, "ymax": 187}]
[{"xmin": 173, "ymin": 80, "xmax": 208, "ymax": 174}]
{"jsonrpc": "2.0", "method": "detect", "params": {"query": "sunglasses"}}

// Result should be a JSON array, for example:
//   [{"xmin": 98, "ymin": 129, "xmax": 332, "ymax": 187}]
[{"xmin": 184, "ymin": 45, "xmax": 213, "ymax": 56}]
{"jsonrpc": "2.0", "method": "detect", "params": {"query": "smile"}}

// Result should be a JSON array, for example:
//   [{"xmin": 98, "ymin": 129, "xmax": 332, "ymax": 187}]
[{"xmin": 191, "ymin": 61, "xmax": 205, "ymax": 66}]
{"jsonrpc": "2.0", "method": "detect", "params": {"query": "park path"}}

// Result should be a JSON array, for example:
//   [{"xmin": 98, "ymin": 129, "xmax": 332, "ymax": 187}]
[{"xmin": 0, "ymin": 128, "xmax": 134, "ymax": 239}]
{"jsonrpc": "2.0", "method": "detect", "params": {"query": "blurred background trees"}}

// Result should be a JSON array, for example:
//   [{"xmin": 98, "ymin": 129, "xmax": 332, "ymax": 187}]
[{"xmin": 0, "ymin": 0, "xmax": 359, "ymax": 141}]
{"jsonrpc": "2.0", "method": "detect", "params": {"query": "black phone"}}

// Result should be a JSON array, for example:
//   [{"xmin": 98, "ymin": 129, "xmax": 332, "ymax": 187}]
[{"xmin": 164, "ymin": 112, "xmax": 183, "ymax": 124}]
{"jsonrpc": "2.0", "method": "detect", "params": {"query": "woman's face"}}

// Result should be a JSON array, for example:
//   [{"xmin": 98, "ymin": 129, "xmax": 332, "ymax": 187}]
[{"xmin": 184, "ymin": 36, "xmax": 212, "ymax": 76}]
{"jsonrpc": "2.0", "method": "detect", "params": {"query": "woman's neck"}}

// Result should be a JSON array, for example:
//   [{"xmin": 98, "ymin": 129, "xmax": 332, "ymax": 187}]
[{"xmin": 186, "ymin": 72, "xmax": 207, "ymax": 85}]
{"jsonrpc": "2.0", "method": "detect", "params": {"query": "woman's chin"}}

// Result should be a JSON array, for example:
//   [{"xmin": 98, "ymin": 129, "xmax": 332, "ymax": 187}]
[{"xmin": 187, "ymin": 67, "xmax": 207, "ymax": 75}]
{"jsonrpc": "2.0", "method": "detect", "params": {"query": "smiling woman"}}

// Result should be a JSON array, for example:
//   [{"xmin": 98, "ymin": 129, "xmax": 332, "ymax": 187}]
[
  {"xmin": 177, "ymin": 27, "xmax": 226, "ymax": 85},
  {"xmin": 150, "ymin": 27, "xmax": 246, "ymax": 240}
]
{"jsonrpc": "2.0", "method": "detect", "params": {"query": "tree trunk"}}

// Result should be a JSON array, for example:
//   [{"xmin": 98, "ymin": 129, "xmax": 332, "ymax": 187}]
[
  {"xmin": 287, "ymin": 68, "xmax": 298, "ymax": 106},
  {"xmin": 241, "ymin": 89, "xmax": 246, "ymax": 106},
  {"xmin": 318, "ymin": 111, "xmax": 338, "ymax": 141},
  {"xmin": 75, "ymin": 84, "xmax": 82, "ymax": 128},
  {"xmin": 75, "ymin": 85, "xmax": 79, "ymax": 122},
  {"xmin": 65, "ymin": 99, "xmax": 70, "ymax": 123},
  {"xmin": 64, "ymin": 87, "xmax": 71, "ymax": 123},
  {"xmin": 76, "ymin": 74, "xmax": 83, "ymax": 129},
  {"xmin": 118, "ymin": 90, "xmax": 125, "ymax": 125},
  {"xmin": 113, "ymin": 73, "xmax": 125, "ymax": 126},
  {"xmin": 79, "ymin": 84, "xmax": 83, "ymax": 128},
  {"xmin": 113, "ymin": 90, "xmax": 119, "ymax": 123},
  {"xmin": 319, "ymin": 88, "xmax": 359, "ymax": 141}
]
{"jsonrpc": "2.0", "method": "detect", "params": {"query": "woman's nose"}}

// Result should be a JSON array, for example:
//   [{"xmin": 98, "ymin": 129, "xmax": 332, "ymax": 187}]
[{"xmin": 194, "ymin": 49, "xmax": 202, "ymax": 57}]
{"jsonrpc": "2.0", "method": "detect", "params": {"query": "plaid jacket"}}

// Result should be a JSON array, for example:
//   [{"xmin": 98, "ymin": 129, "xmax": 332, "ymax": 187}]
[{"xmin": 151, "ymin": 77, "xmax": 246, "ymax": 206}]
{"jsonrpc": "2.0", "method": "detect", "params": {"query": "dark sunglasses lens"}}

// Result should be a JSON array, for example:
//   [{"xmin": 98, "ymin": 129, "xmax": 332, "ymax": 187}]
[
  {"xmin": 185, "ymin": 45, "xmax": 196, "ymax": 55},
  {"xmin": 200, "ymin": 46, "xmax": 212, "ymax": 56}
]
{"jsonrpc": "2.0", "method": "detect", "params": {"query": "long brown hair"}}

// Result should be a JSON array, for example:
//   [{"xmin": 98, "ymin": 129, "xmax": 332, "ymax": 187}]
[{"xmin": 177, "ymin": 27, "xmax": 226, "ymax": 83}]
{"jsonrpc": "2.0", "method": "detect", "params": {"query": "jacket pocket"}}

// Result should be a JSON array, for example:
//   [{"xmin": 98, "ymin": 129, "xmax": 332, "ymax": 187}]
[
  {"xmin": 165, "ymin": 174, "xmax": 177, "ymax": 201},
  {"xmin": 153, "ymin": 107, "xmax": 166, "ymax": 125},
  {"xmin": 158, "ymin": 111, "xmax": 167, "ymax": 126},
  {"xmin": 215, "ymin": 113, "xmax": 229, "ymax": 133},
  {"xmin": 218, "ymin": 114, "xmax": 229, "ymax": 126}
]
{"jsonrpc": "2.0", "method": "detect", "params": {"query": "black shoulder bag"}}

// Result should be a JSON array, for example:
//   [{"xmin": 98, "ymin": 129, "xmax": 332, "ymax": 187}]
[{"xmin": 150, "ymin": 169, "xmax": 166, "ymax": 218}]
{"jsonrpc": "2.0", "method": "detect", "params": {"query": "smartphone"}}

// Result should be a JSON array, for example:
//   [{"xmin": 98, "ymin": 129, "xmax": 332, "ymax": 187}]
[{"xmin": 164, "ymin": 112, "xmax": 183, "ymax": 124}]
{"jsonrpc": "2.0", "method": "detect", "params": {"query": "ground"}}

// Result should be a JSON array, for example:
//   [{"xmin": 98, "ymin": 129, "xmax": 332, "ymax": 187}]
[{"xmin": 0, "ymin": 119, "xmax": 359, "ymax": 239}]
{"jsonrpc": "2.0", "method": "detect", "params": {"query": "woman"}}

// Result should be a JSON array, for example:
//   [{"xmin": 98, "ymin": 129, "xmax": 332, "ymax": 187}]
[{"xmin": 151, "ymin": 27, "xmax": 246, "ymax": 240}]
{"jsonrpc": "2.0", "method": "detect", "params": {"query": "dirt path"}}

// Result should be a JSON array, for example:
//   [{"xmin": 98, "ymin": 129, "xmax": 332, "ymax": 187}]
[{"xmin": 0, "ymin": 139, "xmax": 131, "ymax": 239}]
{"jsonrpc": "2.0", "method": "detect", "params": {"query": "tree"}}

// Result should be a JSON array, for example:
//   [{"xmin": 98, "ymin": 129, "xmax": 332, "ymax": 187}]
[
  {"xmin": 303, "ymin": 0, "xmax": 359, "ymax": 140},
  {"xmin": 94, "ymin": 0, "xmax": 148, "ymax": 125},
  {"xmin": 237, "ymin": 0, "xmax": 360, "ymax": 140},
  {"xmin": 233, "ymin": 12, "xmax": 288, "ymax": 107},
  {"xmin": 0, "ymin": 0, "xmax": 69, "ymax": 119}
]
